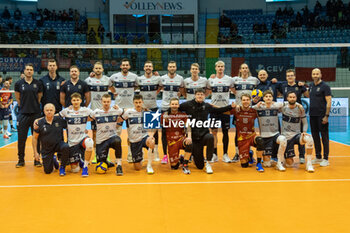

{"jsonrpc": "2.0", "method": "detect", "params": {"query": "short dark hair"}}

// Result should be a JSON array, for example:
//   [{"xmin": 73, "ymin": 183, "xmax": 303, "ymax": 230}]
[
  {"xmin": 5, "ymin": 76, "xmax": 12, "ymax": 81},
  {"xmin": 241, "ymin": 93, "xmax": 251, "ymax": 100},
  {"xmin": 133, "ymin": 94, "xmax": 143, "ymax": 101},
  {"xmin": 195, "ymin": 88, "xmax": 205, "ymax": 94},
  {"xmin": 286, "ymin": 91, "xmax": 297, "ymax": 98},
  {"xmin": 102, "ymin": 93, "xmax": 111, "ymax": 99},
  {"xmin": 144, "ymin": 60, "xmax": 153, "ymax": 66},
  {"xmin": 263, "ymin": 90, "xmax": 273, "ymax": 97},
  {"xmin": 25, "ymin": 63, "xmax": 34, "ymax": 69},
  {"xmin": 48, "ymin": 59, "xmax": 57, "ymax": 64},
  {"xmin": 70, "ymin": 92, "xmax": 82, "ymax": 99},
  {"xmin": 121, "ymin": 58, "xmax": 130, "ymax": 64},
  {"xmin": 286, "ymin": 69, "xmax": 295, "ymax": 75},
  {"xmin": 70, "ymin": 65, "xmax": 80, "ymax": 71}
]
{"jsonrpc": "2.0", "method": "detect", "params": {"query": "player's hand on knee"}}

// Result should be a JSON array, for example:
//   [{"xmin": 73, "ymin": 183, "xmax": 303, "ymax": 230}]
[
  {"xmin": 184, "ymin": 137, "xmax": 192, "ymax": 145},
  {"xmin": 34, "ymin": 152, "xmax": 40, "ymax": 161}
]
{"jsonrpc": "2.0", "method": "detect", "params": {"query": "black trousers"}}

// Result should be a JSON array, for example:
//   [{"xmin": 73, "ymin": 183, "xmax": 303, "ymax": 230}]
[
  {"xmin": 42, "ymin": 141, "xmax": 69, "ymax": 174},
  {"xmin": 310, "ymin": 116, "xmax": 329, "ymax": 160},
  {"xmin": 161, "ymin": 127, "xmax": 168, "ymax": 155},
  {"xmin": 192, "ymin": 133, "xmax": 214, "ymax": 169},
  {"xmin": 17, "ymin": 113, "xmax": 41, "ymax": 162}
]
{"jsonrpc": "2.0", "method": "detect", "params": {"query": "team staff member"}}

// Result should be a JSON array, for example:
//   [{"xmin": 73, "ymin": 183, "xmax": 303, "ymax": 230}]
[
  {"xmin": 32, "ymin": 104, "xmax": 69, "ymax": 175},
  {"xmin": 40, "ymin": 59, "xmax": 65, "ymax": 113},
  {"xmin": 0, "ymin": 80, "xmax": 13, "ymax": 138},
  {"xmin": 60, "ymin": 65, "xmax": 90, "ymax": 108},
  {"xmin": 309, "ymin": 68, "xmax": 331, "ymax": 167},
  {"xmin": 179, "ymin": 88, "xmax": 234, "ymax": 174},
  {"xmin": 256, "ymin": 70, "xmax": 279, "ymax": 101},
  {"xmin": 14, "ymin": 63, "xmax": 43, "ymax": 167}
]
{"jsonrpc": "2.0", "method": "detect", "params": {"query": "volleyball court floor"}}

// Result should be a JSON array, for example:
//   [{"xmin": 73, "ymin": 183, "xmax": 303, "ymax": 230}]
[{"xmin": 0, "ymin": 126, "xmax": 349, "ymax": 233}]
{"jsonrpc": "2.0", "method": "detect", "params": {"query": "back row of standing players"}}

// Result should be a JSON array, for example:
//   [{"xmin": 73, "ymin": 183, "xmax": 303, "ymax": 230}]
[{"xmin": 13, "ymin": 58, "xmax": 331, "ymax": 176}]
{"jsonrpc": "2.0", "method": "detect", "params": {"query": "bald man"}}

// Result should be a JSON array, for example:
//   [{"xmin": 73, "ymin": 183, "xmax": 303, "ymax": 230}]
[{"xmin": 32, "ymin": 104, "xmax": 69, "ymax": 175}]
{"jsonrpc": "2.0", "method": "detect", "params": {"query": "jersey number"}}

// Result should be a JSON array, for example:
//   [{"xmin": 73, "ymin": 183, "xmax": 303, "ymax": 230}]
[{"xmin": 74, "ymin": 118, "xmax": 81, "ymax": 124}]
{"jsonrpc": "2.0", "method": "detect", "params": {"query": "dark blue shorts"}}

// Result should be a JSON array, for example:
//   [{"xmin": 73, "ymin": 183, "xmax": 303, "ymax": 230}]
[
  {"xmin": 96, "ymin": 135, "xmax": 121, "ymax": 162},
  {"xmin": 69, "ymin": 138, "xmax": 87, "ymax": 164},
  {"xmin": 210, "ymin": 113, "xmax": 230, "ymax": 130},
  {"xmin": 284, "ymin": 134, "xmax": 301, "ymax": 158},
  {"xmin": 130, "ymin": 136, "xmax": 149, "ymax": 163},
  {"xmin": 262, "ymin": 134, "xmax": 280, "ymax": 156},
  {"xmin": 0, "ymin": 108, "xmax": 10, "ymax": 120}
]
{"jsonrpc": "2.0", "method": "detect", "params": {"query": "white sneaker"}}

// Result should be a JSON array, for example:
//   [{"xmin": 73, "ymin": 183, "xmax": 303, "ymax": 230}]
[
  {"xmin": 320, "ymin": 159, "xmax": 329, "ymax": 167},
  {"xmin": 127, "ymin": 150, "xmax": 133, "ymax": 163},
  {"xmin": 299, "ymin": 158, "xmax": 305, "ymax": 164},
  {"xmin": 276, "ymin": 162, "xmax": 286, "ymax": 171},
  {"xmin": 147, "ymin": 165, "xmax": 154, "ymax": 174},
  {"xmin": 312, "ymin": 158, "xmax": 323, "ymax": 164},
  {"xmin": 211, "ymin": 154, "xmax": 218, "ymax": 163},
  {"xmin": 222, "ymin": 153, "xmax": 231, "ymax": 163},
  {"xmin": 205, "ymin": 162, "xmax": 213, "ymax": 174},
  {"xmin": 306, "ymin": 163, "xmax": 315, "ymax": 172}
]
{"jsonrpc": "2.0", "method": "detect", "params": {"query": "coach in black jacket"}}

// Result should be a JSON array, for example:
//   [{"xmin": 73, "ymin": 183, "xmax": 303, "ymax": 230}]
[{"xmin": 179, "ymin": 88, "xmax": 234, "ymax": 173}]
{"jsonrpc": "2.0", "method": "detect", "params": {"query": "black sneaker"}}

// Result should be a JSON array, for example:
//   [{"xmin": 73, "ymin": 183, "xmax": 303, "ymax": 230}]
[
  {"xmin": 182, "ymin": 164, "xmax": 191, "ymax": 174},
  {"xmin": 107, "ymin": 160, "xmax": 115, "ymax": 168},
  {"xmin": 231, "ymin": 153, "xmax": 239, "ymax": 163},
  {"xmin": 16, "ymin": 160, "xmax": 25, "ymax": 168},
  {"xmin": 116, "ymin": 165, "xmax": 123, "ymax": 176},
  {"xmin": 34, "ymin": 160, "xmax": 42, "ymax": 167}
]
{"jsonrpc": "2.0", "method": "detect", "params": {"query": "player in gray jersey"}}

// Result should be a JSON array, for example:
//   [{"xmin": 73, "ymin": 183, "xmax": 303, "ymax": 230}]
[
  {"xmin": 207, "ymin": 60, "xmax": 235, "ymax": 163},
  {"xmin": 252, "ymin": 90, "xmax": 287, "ymax": 171},
  {"xmin": 136, "ymin": 60, "xmax": 163, "ymax": 161},
  {"xmin": 160, "ymin": 61, "xmax": 185, "ymax": 164},
  {"xmin": 184, "ymin": 63, "xmax": 209, "ymax": 100},
  {"xmin": 120, "ymin": 94, "xmax": 156, "ymax": 174},
  {"xmin": 281, "ymin": 91, "xmax": 315, "ymax": 172},
  {"xmin": 90, "ymin": 94, "xmax": 124, "ymax": 175}
]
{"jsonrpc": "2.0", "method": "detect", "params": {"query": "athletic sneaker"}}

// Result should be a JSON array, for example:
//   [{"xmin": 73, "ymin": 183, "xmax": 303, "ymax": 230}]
[
  {"xmin": 276, "ymin": 162, "xmax": 286, "ymax": 171},
  {"xmin": 312, "ymin": 158, "xmax": 323, "ymax": 164},
  {"xmin": 3, "ymin": 133, "xmax": 9, "ymax": 139},
  {"xmin": 161, "ymin": 154, "xmax": 168, "ymax": 164},
  {"xmin": 231, "ymin": 153, "xmax": 239, "ymax": 163},
  {"xmin": 53, "ymin": 156, "xmax": 59, "ymax": 170},
  {"xmin": 306, "ymin": 163, "xmax": 315, "ymax": 172},
  {"xmin": 182, "ymin": 164, "xmax": 191, "ymax": 174},
  {"xmin": 82, "ymin": 167, "xmax": 89, "ymax": 177},
  {"xmin": 11, "ymin": 127, "xmax": 17, "ymax": 132},
  {"xmin": 256, "ymin": 163, "xmax": 264, "ymax": 172},
  {"xmin": 222, "ymin": 153, "xmax": 231, "ymax": 163},
  {"xmin": 211, "ymin": 153, "xmax": 218, "ymax": 163},
  {"xmin": 299, "ymin": 158, "xmax": 305, "ymax": 164},
  {"xmin": 6, "ymin": 131, "xmax": 12, "ymax": 136},
  {"xmin": 106, "ymin": 160, "xmax": 115, "ymax": 168},
  {"xmin": 249, "ymin": 157, "xmax": 256, "ymax": 165},
  {"xmin": 116, "ymin": 165, "xmax": 123, "ymax": 176},
  {"xmin": 320, "ymin": 159, "xmax": 329, "ymax": 167},
  {"xmin": 34, "ymin": 160, "xmax": 42, "ymax": 167},
  {"xmin": 16, "ymin": 160, "xmax": 25, "ymax": 168},
  {"xmin": 205, "ymin": 162, "xmax": 213, "ymax": 174},
  {"xmin": 59, "ymin": 166, "xmax": 66, "ymax": 176},
  {"xmin": 147, "ymin": 165, "xmax": 154, "ymax": 174},
  {"xmin": 127, "ymin": 150, "xmax": 133, "ymax": 163}
]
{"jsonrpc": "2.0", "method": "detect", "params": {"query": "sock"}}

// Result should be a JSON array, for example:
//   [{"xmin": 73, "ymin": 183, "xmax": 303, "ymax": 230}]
[
  {"xmin": 306, "ymin": 154, "xmax": 312, "ymax": 164},
  {"xmin": 235, "ymin": 146, "xmax": 239, "ymax": 155},
  {"xmin": 183, "ymin": 160, "xmax": 189, "ymax": 165},
  {"xmin": 84, "ymin": 161, "xmax": 89, "ymax": 168},
  {"xmin": 257, "ymin": 158, "xmax": 262, "ymax": 163},
  {"xmin": 147, "ymin": 150, "xmax": 153, "ymax": 167},
  {"xmin": 116, "ymin": 158, "xmax": 122, "ymax": 166},
  {"xmin": 214, "ymin": 148, "xmax": 217, "ymax": 155}
]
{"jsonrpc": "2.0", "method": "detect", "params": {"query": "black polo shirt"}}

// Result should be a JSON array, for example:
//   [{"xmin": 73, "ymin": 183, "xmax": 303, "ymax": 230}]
[
  {"xmin": 40, "ymin": 74, "xmax": 65, "ymax": 112},
  {"xmin": 309, "ymin": 81, "xmax": 331, "ymax": 116},
  {"xmin": 14, "ymin": 78, "xmax": 43, "ymax": 114},
  {"xmin": 257, "ymin": 80, "xmax": 279, "ymax": 101},
  {"xmin": 278, "ymin": 81, "xmax": 307, "ymax": 104},
  {"xmin": 34, "ymin": 115, "xmax": 66, "ymax": 154},
  {"xmin": 60, "ymin": 79, "xmax": 89, "ymax": 107}
]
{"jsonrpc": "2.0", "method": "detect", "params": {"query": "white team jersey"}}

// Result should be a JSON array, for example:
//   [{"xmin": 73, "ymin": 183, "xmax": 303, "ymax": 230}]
[
  {"xmin": 85, "ymin": 75, "xmax": 111, "ymax": 110},
  {"xmin": 59, "ymin": 107, "xmax": 93, "ymax": 146},
  {"xmin": 110, "ymin": 72, "xmax": 138, "ymax": 109},
  {"xmin": 184, "ymin": 76, "xmax": 208, "ymax": 100},
  {"xmin": 122, "ymin": 108, "xmax": 148, "ymax": 143},
  {"xmin": 160, "ymin": 74, "xmax": 184, "ymax": 110},
  {"xmin": 90, "ymin": 107, "xmax": 123, "ymax": 144},
  {"xmin": 208, "ymin": 75, "xmax": 234, "ymax": 107},
  {"xmin": 281, "ymin": 103, "xmax": 306, "ymax": 140},
  {"xmin": 252, "ymin": 102, "xmax": 283, "ymax": 138},
  {"xmin": 233, "ymin": 76, "xmax": 260, "ymax": 105},
  {"xmin": 137, "ymin": 75, "xmax": 162, "ymax": 109}
]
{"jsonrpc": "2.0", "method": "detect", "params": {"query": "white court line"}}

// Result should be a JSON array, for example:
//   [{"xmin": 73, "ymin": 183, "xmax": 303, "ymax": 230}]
[{"xmin": 0, "ymin": 178, "xmax": 350, "ymax": 188}]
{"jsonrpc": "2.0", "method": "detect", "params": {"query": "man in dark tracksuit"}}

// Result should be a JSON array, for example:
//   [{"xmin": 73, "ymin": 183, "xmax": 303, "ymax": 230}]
[
  {"xmin": 179, "ymin": 88, "xmax": 234, "ymax": 174},
  {"xmin": 14, "ymin": 63, "xmax": 43, "ymax": 168}
]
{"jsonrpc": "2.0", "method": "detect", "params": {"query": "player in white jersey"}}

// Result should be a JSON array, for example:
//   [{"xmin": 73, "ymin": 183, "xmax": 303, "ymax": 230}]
[
  {"xmin": 252, "ymin": 90, "xmax": 287, "ymax": 171},
  {"xmin": 85, "ymin": 62, "xmax": 114, "ymax": 166},
  {"xmin": 160, "ymin": 61, "xmax": 185, "ymax": 164},
  {"xmin": 120, "ymin": 94, "xmax": 156, "ymax": 174},
  {"xmin": 207, "ymin": 60, "xmax": 235, "ymax": 163},
  {"xmin": 59, "ymin": 92, "xmax": 94, "ymax": 177},
  {"xmin": 90, "ymin": 94, "xmax": 124, "ymax": 175},
  {"xmin": 136, "ymin": 60, "xmax": 162, "ymax": 161},
  {"xmin": 281, "ymin": 91, "xmax": 315, "ymax": 172},
  {"xmin": 184, "ymin": 63, "xmax": 209, "ymax": 100}
]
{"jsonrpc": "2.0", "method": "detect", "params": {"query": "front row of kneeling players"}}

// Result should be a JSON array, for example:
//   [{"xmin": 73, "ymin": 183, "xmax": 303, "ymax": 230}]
[{"xmin": 33, "ymin": 88, "xmax": 315, "ymax": 177}]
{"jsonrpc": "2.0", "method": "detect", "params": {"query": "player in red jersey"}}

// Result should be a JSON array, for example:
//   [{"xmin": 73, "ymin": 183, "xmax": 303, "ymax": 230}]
[
  {"xmin": 230, "ymin": 93, "xmax": 264, "ymax": 172},
  {"xmin": 0, "ymin": 81, "xmax": 13, "ymax": 138},
  {"xmin": 161, "ymin": 98, "xmax": 192, "ymax": 174}
]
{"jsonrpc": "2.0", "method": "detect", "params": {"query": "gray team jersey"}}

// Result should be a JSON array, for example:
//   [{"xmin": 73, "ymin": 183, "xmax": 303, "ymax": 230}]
[
  {"xmin": 208, "ymin": 75, "xmax": 234, "ymax": 107},
  {"xmin": 281, "ymin": 103, "xmax": 307, "ymax": 140},
  {"xmin": 90, "ymin": 107, "xmax": 123, "ymax": 144},
  {"xmin": 160, "ymin": 74, "xmax": 184, "ymax": 110},
  {"xmin": 252, "ymin": 102, "xmax": 283, "ymax": 138},
  {"xmin": 137, "ymin": 75, "xmax": 162, "ymax": 109},
  {"xmin": 85, "ymin": 75, "xmax": 111, "ymax": 110},
  {"xmin": 59, "ymin": 107, "xmax": 93, "ymax": 146},
  {"xmin": 233, "ymin": 76, "xmax": 260, "ymax": 105},
  {"xmin": 122, "ymin": 108, "xmax": 148, "ymax": 143},
  {"xmin": 110, "ymin": 72, "xmax": 138, "ymax": 109},
  {"xmin": 184, "ymin": 76, "xmax": 208, "ymax": 100}
]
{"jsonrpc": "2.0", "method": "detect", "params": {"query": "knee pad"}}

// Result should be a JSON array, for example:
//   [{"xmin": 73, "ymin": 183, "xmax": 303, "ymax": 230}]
[
  {"xmin": 255, "ymin": 136, "xmax": 264, "ymax": 151},
  {"xmin": 84, "ymin": 138, "xmax": 94, "ymax": 151},
  {"xmin": 241, "ymin": 162, "xmax": 249, "ymax": 168},
  {"xmin": 277, "ymin": 135, "xmax": 287, "ymax": 148},
  {"xmin": 302, "ymin": 134, "xmax": 314, "ymax": 149}
]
